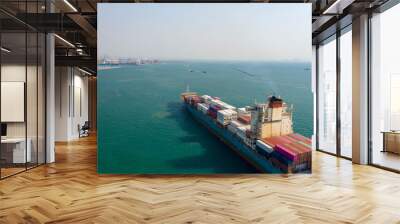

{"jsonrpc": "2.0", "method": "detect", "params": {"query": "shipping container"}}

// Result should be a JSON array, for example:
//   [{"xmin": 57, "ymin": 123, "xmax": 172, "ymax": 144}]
[
  {"xmin": 201, "ymin": 95, "xmax": 213, "ymax": 104},
  {"xmin": 238, "ymin": 115, "xmax": 251, "ymax": 124},
  {"xmin": 236, "ymin": 125, "xmax": 250, "ymax": 140},
  {"xmin": 197, "ymin": 103, "xmax": 209, "ymax": 114},
  {"xmin": 227, "ymin": 124, "xmax": 238, "ymax": 134},
  {"xmin": 270, "ymin": 150, "xmax": 310, "ymax": 173},
  {"xmin": 217, "ymin": 109, "xmax": 238, "ymax": 126},
  {"xmin": 209, "ymin": 104, "xmax": 221, "ymax": 111},
  {"xmin": 209, "ymin": 99, "xmax": 236, "ymax": 110},
  {"xmin": 207, "ymin": 109, "xmax": 217, "ymax": 119},
  {"xmin": 256, "ymin": 140, "xmax": 274, "ymax": 154},
  {"xmin": 275, "ymin": 144, "xmax": 297, "ymax": 161},
  {"xmin": 230, "ymin": 120, "xmax": 242, "ymax": 128},
  {"xmin": 274, "ymin": 144, "xmax": 311, "ymax": 164},
  {"xmin": 237, "ymin": 107, "xmax": 247, "ymax": 115}
]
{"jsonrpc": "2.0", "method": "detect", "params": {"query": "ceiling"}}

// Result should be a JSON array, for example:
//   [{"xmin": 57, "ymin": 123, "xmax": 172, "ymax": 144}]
[{"xmin": 0, "ymin": 0, "xmax": 393, "ymax": 74}]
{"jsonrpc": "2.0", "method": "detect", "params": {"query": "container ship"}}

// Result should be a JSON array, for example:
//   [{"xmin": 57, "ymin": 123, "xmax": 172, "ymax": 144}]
[{"xmin": 181, "ymin": 92, "xmax": 312, "ymax": 173}]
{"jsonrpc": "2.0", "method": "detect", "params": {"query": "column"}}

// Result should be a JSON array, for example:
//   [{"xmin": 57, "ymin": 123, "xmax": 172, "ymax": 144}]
[{"xmin": 352, "ymin": 14, "xmax": 369, "ymax": 164}]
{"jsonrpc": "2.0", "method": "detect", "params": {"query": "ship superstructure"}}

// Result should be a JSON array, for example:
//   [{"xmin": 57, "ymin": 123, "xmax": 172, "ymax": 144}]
[{"xmin": 181, "ymin": 92, "xmax": 311, "ymax": 173}]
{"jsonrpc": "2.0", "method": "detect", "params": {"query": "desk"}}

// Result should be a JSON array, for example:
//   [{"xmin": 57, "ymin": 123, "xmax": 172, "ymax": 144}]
[
  {"xmin": 1, "ymin": 138, "xmax": 31, "ymax": 163},
  {"xmin": 382, "ymin": 131, "xmax": 400, "ymax": 155}
]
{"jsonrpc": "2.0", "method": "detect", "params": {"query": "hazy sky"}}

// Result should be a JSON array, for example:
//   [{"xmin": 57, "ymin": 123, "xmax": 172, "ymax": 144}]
[{"xmin": 98, "ymin": 4, "xmax": 311, "ymax": 62}]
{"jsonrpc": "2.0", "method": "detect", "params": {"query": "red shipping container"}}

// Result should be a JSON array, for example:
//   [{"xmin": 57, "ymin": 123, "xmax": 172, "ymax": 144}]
[
  {"xmin": 208, "ymin": 110, "xmax": 217, "ymax": 118},
  {"xmin": 209, "ymin": 105, "xmax": 221, "ymax": 111},
  {"xmin": 238, "ymin": 115, "xmax": 251, "ymax": 124},
  {"xmin": 275, "ymin": 144, "xmax": 297, "ymax": 161},
  {"xmin": 275, "ymin": 143, "xmax": 311, "ymax": 164}
]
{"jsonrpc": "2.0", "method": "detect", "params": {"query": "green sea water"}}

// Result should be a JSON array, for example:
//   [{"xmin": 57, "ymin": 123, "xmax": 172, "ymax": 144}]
[{"xmin": 98, "ymin": 61, "xmax": 312, "ymax": 174}]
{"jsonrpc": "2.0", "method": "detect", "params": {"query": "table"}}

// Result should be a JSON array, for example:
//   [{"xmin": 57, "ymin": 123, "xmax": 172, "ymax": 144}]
[
  {"xmin": 382, "ymin": 131, "xmax": 400, "ymax": 155},
  {"xmin": 1, "ymin": 138, "xmax": 32, "ymax": 163}
]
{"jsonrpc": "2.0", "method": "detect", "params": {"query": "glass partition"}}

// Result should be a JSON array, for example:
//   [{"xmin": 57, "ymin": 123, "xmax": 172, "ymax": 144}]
[
  {"xmin": 317, "ymin": 35, "xmax": 337, "ymax": 154},
  {"xmin": 0, "ymin": 3, "xmax": 46, "ymax": 179},
  {"xmin": 339, "ymin": 27, "xmax": 352, "ymax": 158},
  {"xmin": 1, "ymin": 31, "xmax": 28, "ymax": 177},
  {"xmin": 26, "ymin": 0, "xmax": 43, "ymax": 169},
  {"xmin": 38, "ymin": 32, "xmax": 46, "ymax": 165},
  {"xmin": 370, "ymin": 4, "xmax": 400, "ymax": 171},
  {"xmin": 27, "ymin": 30, "xmax": 38, "ymax": 169}
]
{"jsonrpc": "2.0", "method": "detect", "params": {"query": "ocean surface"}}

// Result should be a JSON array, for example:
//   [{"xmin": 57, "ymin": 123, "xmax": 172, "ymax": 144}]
[{"xmin": 98, "ymin": 61, "xmax": 312, "ymax": 174}]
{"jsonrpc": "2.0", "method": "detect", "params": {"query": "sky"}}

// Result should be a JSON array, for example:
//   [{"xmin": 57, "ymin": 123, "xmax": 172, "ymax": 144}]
[{"xmin": 98, "ymin": 4, "xmax": 311, "ymax": 62}]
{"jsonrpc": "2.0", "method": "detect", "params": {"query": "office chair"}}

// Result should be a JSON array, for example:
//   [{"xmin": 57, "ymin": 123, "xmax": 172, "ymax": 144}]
[{"xmin": 79, "ymin": 121, "xmax": 90, "ymax": 138}]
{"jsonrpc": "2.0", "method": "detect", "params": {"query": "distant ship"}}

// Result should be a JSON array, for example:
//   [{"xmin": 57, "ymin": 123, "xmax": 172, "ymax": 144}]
[{"xmin": 181, "ymin": 92, "xmax": 312, "ymax": 173}]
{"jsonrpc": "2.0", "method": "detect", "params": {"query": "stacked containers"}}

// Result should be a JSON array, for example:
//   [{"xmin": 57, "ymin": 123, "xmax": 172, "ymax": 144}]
[
  {"xmin": 275, "ymin": 143, "xmax": 311, "ymax": 167},
  {"xmin": 208, "ymin": 104, "xmax": 220, "ymax": 119},
  {"xmin": 236, "ymin": 126, "xmax": 249, "ymax": 140},
  {"xmin": 227, "ymin": 124, "xmax": 238, "ymax": 134},
  {"xmin": 227, "ymin": 120, "xmax": 242, "ymax": 134},
  {"xmin": 270, "ymin": 150, "xmax": 292, "ymax": 172},
  {"xmin": 237, "ymin": 107, "xmax": 247, "ymax": 115},
  {"xmin": 201, "ymin": 95, "xmax": 213, "ymax": 104},
  {"xmin": 256, "ymin": 140, "xmax": 274, "ymax": 157},
  {"xmin": 238, "ymin": 115, "xmax": 251, "ymax": 124},
  {"xmin": 190, "ymin": 95, "xmax": 201, "ymax": 106},
  {"xmin": 210, "ymin": 99, "xmax": 236, "ymax": 111},
  {"xmin": 217, "ymin": 109, "xmax": 238, "ymax": 126},
  {"xmin": 197, "ymin": 103, "xmax": 209, "ymax": 114},
  {"xmin": 228, "ymin": 121, "xmax": 250, "ymax": 135},
  {"xmin": 261, "ymin": 134, "xmax": 312, "ymax": 173}
]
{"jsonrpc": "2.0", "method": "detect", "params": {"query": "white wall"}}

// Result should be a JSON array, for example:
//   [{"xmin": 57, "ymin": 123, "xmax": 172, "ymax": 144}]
[
  {"xmin": 55, "ymin": 66, "xmax": 70, "ymax": 141},
  {"xmin": 70, "ymin": 72, "xmax": 89, "ymax": 139},
  {"xmin": 55, "ymin": 67, "xmax": 89, "ymax": 141}
]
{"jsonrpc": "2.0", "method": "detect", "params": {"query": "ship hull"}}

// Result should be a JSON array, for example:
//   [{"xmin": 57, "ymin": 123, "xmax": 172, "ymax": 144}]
[{"xmin": 184, "ymin": 104, "xmax": 282, "ymax": 173}]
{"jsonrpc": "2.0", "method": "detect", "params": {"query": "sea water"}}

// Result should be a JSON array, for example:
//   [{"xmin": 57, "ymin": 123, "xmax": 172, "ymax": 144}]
[{"xmin": 98, "ymin": 61, "xmax": 312, "ymax": 174}]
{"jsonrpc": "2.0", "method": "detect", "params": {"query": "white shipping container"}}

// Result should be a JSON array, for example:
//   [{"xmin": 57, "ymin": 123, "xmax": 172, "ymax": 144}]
[
  {"xmin": 217, "ymin": 109, "xmax": 238, "ymax": 125},
  {"xmin": 237, "ymin": 124, "xmax": 252, "ymax": 139},
  {"xmin": 197, "ymin": 103, "xmax": 209, "ymax": 114},
  {"xmin": 210, "ymin": 99, "xmax": 236, "ymax": 110},
  {"xmin": 230, "ymin": 120, "xmax": 242, "ymax": 128},
  {"xmin": 256, "ymin": 140, "xmax": 274, "ymax": 153},
  {"xmin": 237, "ymin": 107, "xmax": 246, "ymax": 114},
  {"xmin": 220, "ymin": 102, "xmax": 235, "ymax": 110},
  {"xmin": 201, "ymin": 95, "xmax": 213, "ymax": 103},
  {"xmin": 233, "ymin": 123, "xmax": 250, "ymax": 130}
]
